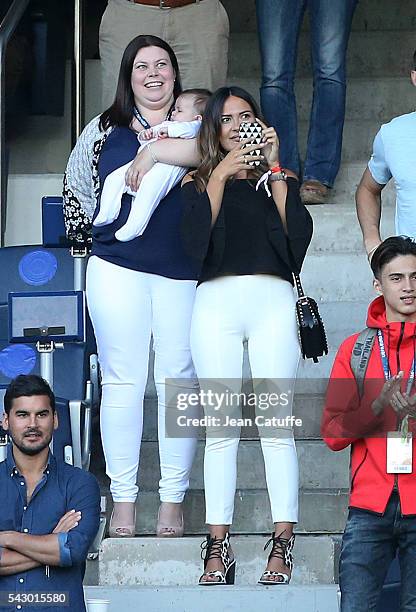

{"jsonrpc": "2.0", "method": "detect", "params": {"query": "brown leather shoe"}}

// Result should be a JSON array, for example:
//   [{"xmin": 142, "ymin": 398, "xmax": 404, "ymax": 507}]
[{"xmin": 300, "ymin": 180, "xmax": 328, "ymax": 204}]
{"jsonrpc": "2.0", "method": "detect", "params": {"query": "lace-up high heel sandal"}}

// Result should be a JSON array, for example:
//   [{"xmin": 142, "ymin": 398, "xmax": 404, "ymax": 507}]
[
  {"xmin": 199, "ymin": 533, "xmax": 236, "ymax": 585},
  {"xmin": 258, "ymin": 531, "xmax": 295, "ymax": 585}
]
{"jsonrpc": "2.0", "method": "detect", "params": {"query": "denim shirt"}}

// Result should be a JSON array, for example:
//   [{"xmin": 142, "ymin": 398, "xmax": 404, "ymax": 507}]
[{"xmin": 0, "ymin": 446, "xmax": 100, "ymax": 611}]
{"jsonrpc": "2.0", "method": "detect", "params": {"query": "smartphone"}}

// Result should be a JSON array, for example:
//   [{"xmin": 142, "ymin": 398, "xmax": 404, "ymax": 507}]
[{"xmin": 238, "ymin": 121, "xmax": 263, "ymax": 166}]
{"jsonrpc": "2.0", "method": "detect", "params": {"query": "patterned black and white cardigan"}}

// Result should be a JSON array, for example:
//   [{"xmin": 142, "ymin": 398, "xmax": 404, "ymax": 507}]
[{"xmin": 63, "ymin": 116, "xmax": 113, "ymax": 245}]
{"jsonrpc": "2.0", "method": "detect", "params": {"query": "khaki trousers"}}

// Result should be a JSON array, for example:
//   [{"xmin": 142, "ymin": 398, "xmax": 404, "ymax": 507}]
[{"xmin": 99, "ymin": 0, "xmax": 229, "ymax": 109}]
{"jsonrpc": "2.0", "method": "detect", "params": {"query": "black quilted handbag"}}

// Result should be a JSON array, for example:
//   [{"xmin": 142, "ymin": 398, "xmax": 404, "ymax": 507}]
[{"xmin": 293, "ymin": 273, "xmax": 328, "ymax": 363}]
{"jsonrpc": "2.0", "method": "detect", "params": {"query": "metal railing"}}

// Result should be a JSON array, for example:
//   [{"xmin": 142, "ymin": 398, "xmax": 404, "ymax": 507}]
[
  {"xmin": 0, "ymin": 0, "xmax": 30, "ymax": 246},
  {"xmin": 72, "ymin": 0, "xmax": 85, "ymax": 146},
  {"xmin": 0, "ymin": 0, "xmax": 86, "ymax": 246}
]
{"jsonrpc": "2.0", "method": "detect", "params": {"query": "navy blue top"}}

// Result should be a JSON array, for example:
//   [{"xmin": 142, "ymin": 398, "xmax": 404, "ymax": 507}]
[
  {"xmin": 92, "ymin": 126, "xmax": 198, "ymax": 280},
  {"xmin": 0, "ymin": 446, "xmax": 100, "ymax": 611}
]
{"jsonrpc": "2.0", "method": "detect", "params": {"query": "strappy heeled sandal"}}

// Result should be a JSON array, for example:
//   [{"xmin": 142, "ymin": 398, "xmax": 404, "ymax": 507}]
[
  {"xmin": 156, "ymin": 502, "xmax": 184, "ymax": 537},
  {"xmin": 258, "ymin": 531, "xmax": 295, "ymax": 585},
  {"xmin": 199, "ymin": 533, "xmax": 236, "ymax": 585}
]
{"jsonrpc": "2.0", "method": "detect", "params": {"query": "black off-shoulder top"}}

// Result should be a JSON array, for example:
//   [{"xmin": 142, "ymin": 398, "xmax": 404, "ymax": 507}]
[{"xmin": 181, "ymin": 177, "xmax": 313, "ymax": 285}]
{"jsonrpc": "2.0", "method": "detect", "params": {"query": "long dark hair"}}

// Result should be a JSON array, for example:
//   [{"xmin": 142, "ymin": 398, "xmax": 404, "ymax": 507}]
[
  {"xmin": 99, "ymin": 35, "xmax": 182, "ymax": 130},
  {"xmin": 193, "ymin": 86, "xmax": 269, "ymax": 192}
]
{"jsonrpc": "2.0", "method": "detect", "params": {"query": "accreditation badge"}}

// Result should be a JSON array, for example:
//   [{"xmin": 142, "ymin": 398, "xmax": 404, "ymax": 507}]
[{"xmin": 387, "ymin": 432, "xmax": 413, "ymax": 474}]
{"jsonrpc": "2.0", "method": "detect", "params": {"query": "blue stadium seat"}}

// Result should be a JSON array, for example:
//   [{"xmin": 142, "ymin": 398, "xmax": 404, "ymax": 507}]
[
  {"xmin": 0, "ymin": 382, "xmax": 85, "ymax": 467},
  {"xmin": 42, "ymin": 196, "xmax": 69, "ymax": 248},
  {"xmin": 0, "ymin": 246, "xmax": 98, "ymax": 402},
  {"xmin": 0, "ymin": 245, "xmax": 76, "ymax": 303},
  {"xmin": 0, "ymin": 244, "xmax": 99, "ymax": 470}
]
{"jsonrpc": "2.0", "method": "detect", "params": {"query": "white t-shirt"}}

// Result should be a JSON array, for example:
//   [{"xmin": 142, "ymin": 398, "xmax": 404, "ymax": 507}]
[{"xmin": 368, "ymin": 111, "xmax": 416, "ymax": 238}]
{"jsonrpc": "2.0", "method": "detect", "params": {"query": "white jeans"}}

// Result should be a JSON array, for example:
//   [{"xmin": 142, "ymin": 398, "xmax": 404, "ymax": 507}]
[
  {"xmin": 86, "ymin": 256, "xmax": 198, "ymax": 503},
  {"xmin": 190, "ymin": 275, "xmax": 300, "ymax": 525}
]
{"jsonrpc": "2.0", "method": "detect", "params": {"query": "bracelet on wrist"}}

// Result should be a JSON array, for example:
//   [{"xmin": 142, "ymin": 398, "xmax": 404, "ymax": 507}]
[{"xmin": 268, "ymin": 165, "xmax": 287, "ymax": 182}]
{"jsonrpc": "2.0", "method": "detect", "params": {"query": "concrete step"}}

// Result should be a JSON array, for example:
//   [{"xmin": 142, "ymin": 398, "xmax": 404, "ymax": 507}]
[
  {"xmin": 91, "ymin": 369, "xmax": 356, "ymax": 494},
  {"xmin": 4, "ymin": 163, "xmax": 396, "ymax": 248},
  {"xmin": 300, "ymin": 117, "xmax": 391, "ymax": 164},
  {"xmin": 322, "ymin": 163, "xmax": 396, "ymax": 223},
  {"xmin": 132, "ymin": 298, "xmax": 369, "ymax": 418},
  {"xmin": 229, "ymin": 74, "xmax": 414, "ymax": 123},
  {"xmin": 298, "ymin": 349, "xmax": 337, "ymax": 380},
  {"xmin": 139, "ymin": 391, "xmax": 350, "ymax": 443},
  {"xmin": 229, "ymin": 32, "xmax": 416, "ymax": 79},
  {"xmin": 8, "ymin": 76, "xmax": 407, "ymax": 176},
  {"xmin": 9, "ymin": 102, "xmax": 386, "ymax": 180},
  {"xmin": 8, "ymin": 58, "xmax": 410, "ymax": 174},
  {"xmin": 302, "ymin": 252, "xmax": 374, "ymax": 301},
  {"xmin": 98, "ymin": 535, "xmax": 338, "ymax": 586},
  {"xmin": 318, "ymin": 301, "xmax": 370, "ymax": 343},
  {"xmin": 4, "ymin": 174, "xmax": 64, "ymax": 247},
  {"xmin": 308, "ymin": 184, "xmax": 396, "ymax": 253},
  {"xmin": 103, "ymin": 489, "xmax": 348, "ymax": 535},
  {"xmin": 88, "ymin": 299, "xmax": 370, "ymax": 441},
  {"xmin": 223, "ymin": 0, "xmax": 416, "ymax": 32},
  {"xmin": 135, "ymin": 440, "xmax": 349, "ymax": 491},
  {"xmin": 331, "ymin": 157, "xmax": 391, "ymax": 197},
  {"xmin": 84, "ymin": 585, "xmax": 339, "ymax": 612},
  {"xmin": 132, "ymin": 391, "xmax": 336, "ymax": 446}
]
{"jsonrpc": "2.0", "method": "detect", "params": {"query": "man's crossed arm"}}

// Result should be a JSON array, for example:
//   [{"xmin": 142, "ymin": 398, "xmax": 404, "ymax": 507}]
[{"xmin": 0, "ymin": 510, "xmax": 81, "ymax": 576}]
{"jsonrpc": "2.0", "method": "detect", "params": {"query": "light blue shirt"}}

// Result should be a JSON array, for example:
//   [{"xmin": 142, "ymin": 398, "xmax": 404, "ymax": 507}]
[{"xmin": 368, "ymin": 111, "xmax": 416, "ymax": 237}]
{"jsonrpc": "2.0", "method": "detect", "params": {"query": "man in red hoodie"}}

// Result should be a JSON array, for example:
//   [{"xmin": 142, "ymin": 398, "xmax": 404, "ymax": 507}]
[{"xmin": 322, "ymin": 236, "xmax": 416, "ymax": 612}]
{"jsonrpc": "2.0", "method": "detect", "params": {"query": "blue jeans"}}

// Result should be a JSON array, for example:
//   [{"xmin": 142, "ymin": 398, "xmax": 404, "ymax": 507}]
[
  {"xmin": 255, "ymin": 0, "xmax": 357, "ymax": 187},
  {"xmin": 339, "ymin": 493, "xmax": 416, "ymax": 612}
]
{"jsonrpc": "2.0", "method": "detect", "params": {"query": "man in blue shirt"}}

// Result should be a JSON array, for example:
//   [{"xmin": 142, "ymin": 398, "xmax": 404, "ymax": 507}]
[
  {"xmin": 0, "ymin": 375, "xmax": 100, "ymax": 611},
  {"xmin": 356, "ymin": 50, "xmax": 416, "ymax": 260}
]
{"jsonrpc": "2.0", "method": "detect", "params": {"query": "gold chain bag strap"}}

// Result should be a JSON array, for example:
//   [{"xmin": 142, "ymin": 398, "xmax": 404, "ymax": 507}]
[{"xmin": 293, "ymin": 273, "xmax": 328, "ymax": 363}]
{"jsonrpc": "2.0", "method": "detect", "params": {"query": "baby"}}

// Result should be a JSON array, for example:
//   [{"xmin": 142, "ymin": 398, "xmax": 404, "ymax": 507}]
[{"xmin": 94, "ymin": 89, "xmax": 211, "ymax": 242}]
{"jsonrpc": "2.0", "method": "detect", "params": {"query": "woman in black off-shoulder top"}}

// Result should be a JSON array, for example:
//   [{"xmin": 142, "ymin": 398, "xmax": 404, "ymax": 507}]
[{"xmin": 181, "ymin": 86, "xmax": 313, "ymax": 587}]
